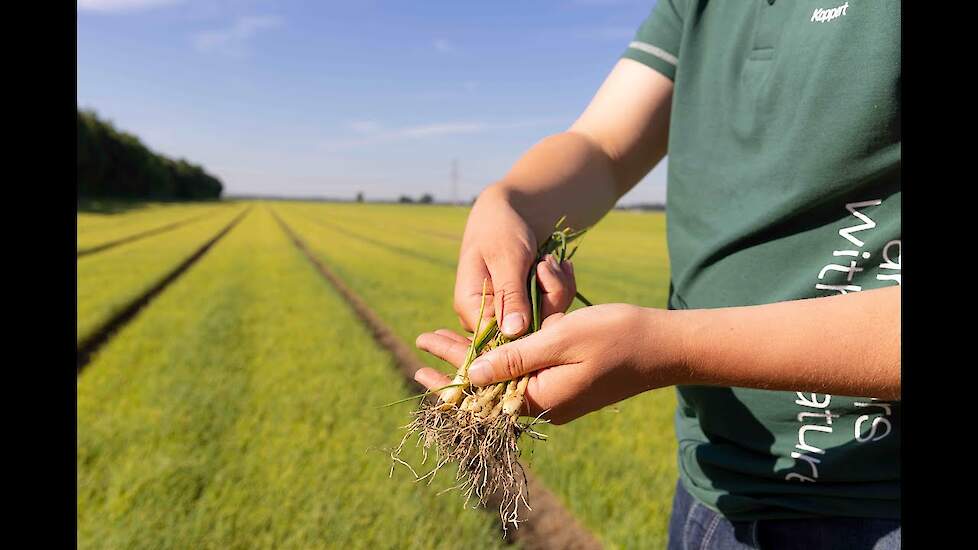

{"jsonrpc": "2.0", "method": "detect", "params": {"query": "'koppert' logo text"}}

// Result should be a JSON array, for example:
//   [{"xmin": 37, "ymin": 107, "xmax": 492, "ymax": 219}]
[{"xmin": 811, "ymin": 2, "xmax": 850, "ymax": 23}]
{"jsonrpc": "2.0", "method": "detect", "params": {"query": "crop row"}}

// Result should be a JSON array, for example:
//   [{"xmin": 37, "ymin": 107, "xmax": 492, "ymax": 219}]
[
  {"xmin": 77, "ymin": 201, "xmax": 233, "ymax": 253},
  {"xmin": 77, "ymin": 205, "xmax": 248, "ymax": 346},
  {"xmin": 285, "ymin": 201, "xmax": 671, "ymax": 307},
  {"xmin": 77, "ymin": 206, "xmax": 507, "ymax": 550},
  {"xmin": 273, "ymin": 202, "xmax": 678, "ymax": 549}
]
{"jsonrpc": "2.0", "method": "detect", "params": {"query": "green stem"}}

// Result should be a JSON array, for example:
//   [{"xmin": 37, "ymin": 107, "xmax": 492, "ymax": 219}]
[
  {"xmin": 529, "ymin": 269, "xmax": 541, "ymax": 333},
  {"xmin": 574, "ymin": 291, "xmax": 593, "ymax": 307},
  {"xmin": 380, "ymin": 383, "xmax": 466, "ymax": 408}
]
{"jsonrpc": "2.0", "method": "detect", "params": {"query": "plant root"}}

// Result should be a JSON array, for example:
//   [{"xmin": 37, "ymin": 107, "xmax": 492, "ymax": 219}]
[
  {"xmin": 391, "ymin": 397, "xmax": 549, "ymax": 534},
  {"xmin": 389, "ymin": 217, "xmax": 587, "ymax": 534}
]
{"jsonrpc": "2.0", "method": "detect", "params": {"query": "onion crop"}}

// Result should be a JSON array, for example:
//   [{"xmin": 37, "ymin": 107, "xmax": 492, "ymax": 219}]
[{"xmin": 390, "ymin": 217, "xmax": 590, "ymax": 534}]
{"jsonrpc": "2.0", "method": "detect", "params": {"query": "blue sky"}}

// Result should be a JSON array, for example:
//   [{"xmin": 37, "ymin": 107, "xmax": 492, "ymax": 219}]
[{"xmin": 77, "ymin": 0, "xmax": 667, "ymax": 204}]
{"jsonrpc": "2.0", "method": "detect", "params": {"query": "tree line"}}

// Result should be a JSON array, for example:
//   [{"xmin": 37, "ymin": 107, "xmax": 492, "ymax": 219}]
[{"xmin": 78, "ymin": 109, "xmax": 223, "ymax": 200}]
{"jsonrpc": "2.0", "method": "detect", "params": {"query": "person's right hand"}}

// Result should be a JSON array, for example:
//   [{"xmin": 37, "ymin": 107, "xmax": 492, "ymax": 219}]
[{"xmin": 454, "ymin": 190, "xmax": 577, "ymax": 337}]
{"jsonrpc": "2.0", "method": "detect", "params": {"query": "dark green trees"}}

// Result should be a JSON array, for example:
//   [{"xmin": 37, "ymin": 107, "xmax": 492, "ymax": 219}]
[{"xmin": 78, "ymin": 109, "xmax": 223, "ymax": 200}]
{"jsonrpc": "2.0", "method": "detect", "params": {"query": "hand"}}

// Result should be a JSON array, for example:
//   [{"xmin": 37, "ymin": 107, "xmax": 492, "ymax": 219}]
[
  {"xmin": 415, "ymin": 304, "xmax": 685, "ymax": 425},
  {"xmin": 454, "ymin": 190, "xmax": 576, "ymax": 338}
]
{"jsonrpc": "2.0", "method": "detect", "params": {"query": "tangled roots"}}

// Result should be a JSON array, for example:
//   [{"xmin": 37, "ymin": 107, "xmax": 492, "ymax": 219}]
[{"xmin": 390, "ymin": 399, "xmax": 549, "ymax": 534}]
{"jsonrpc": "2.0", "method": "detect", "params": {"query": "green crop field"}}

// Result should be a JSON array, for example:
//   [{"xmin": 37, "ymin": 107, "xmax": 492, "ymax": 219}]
[
  {"xmin": 77, "ymin": 201, "xmax": 232, "ymax": 253},
  {"xmin": 77, "ymin": 200, "xmax": 677, "ymax": 549},
  {"xmin": 77, "ymin": 205, "xmax": 248, "ymax": 345}
]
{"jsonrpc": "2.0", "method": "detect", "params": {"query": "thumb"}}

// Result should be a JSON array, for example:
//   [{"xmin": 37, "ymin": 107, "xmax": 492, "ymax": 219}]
[{"xmin": 467, "ymin": 330, "xmax": 561, "ymax": 386}]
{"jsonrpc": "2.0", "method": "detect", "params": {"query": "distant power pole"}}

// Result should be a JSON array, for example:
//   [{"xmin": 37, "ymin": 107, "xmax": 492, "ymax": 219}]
[{"xmin": 451, "ymin": 158, "xmax": 459, "ymax": 206}]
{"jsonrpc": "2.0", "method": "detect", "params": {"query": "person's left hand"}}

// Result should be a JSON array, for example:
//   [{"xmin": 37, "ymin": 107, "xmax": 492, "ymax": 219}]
[{"xmin": 414, "ymin": 303, "xmax": 685, "ymax": 425}]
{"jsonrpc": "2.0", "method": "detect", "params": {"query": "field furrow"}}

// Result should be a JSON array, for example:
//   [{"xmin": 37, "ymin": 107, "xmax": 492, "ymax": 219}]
[
  {"xmin": 77, "ymin": 206, "xmax": 508, "ymax": 550},
  {"xmin": 77, "ymin": 202, "xmax": 232, "ymax": 251},
  {"xmin": 293, "ymin": 208, "xmax": 456, "ymax": 270},
  {"xmin": 273, "ymin": 203, "xmax": 678, "ymax": 549},
  {"xmin": 77, "ymin": 205, "xmax": 248, "ymax": 346},
  {"xmin": 272, "ymin": 209, "xmax": 602, "ymax": 550},
  {"xmin": 78, "ymin": 212, "xmax": 212, "ymax": 257},
  {"xmin": 287, "ymin": 202, "xmax": 671, "ymax": 308}
]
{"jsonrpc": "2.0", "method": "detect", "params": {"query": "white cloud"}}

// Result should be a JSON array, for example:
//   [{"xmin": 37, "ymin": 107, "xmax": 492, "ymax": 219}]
[
  {"xmin": 193, "ymin": 15, "xmax": 283, "ymax": 56},
  {"xmin": 433, "ymin": 39, "xmax": 455, "ymax": 53},
  {"xmin": 345, "ymin": 120, "xmax": 492, "ymax": 140},
  {"xmin": 348, "ymin": 120, "xmax": 384, "ymax": 134},
  {"xmin": 396, "ymin": 122, "xmax": 487, "ymax": 138},
  {"xmin": 78, "ymin": 0, "xmax": 183, "ymax": 12},
  {"xmin": 321, "ymin": 118, "xmax": 564, "ymax": 152}
]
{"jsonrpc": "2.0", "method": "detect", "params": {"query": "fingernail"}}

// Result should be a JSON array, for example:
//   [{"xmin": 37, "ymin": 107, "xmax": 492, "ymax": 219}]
[
  {"xmin": 546, "ymin": 254, "xmax": 560, "ymax": 273},
  {"xmin": 469, "ymin": 359, "xmax": 491, "ymax": 386},
  {"xmin": 502, "ymin": 312, "xmax": 525, "ymax": 336}
]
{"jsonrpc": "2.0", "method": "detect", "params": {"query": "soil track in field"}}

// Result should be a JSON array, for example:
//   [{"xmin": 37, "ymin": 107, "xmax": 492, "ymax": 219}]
[
  {"xmin": 77, "ymin": 211, "xmax": 214, "ymax": 258},
  {"xmin": 76, "ymin": 207, "xmax": 251, "ymax": 373},
  {"xmin": 294, "ymin": 207, "xmax": 658, "ymax": 292},
  {"xmin": 272, "ymin": 208, "xmax": 603, "ymax": 550},
  {"xmin": 294, "ymin": 210, "xmax": 457, "ymax": 270},
  {"xmin": 302, "ymin": 209, "xmax": 461, "ymax": 243}
]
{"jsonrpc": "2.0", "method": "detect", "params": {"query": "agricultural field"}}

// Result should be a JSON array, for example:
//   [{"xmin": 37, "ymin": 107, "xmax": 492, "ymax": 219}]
[
  {"xmin": 77, "ymin": 200, "xmax": 677, "ymax": 549},
  {"xmin": 77, "ymin": 204, "xmax": 248, "ymax": 346},
  {"xmin": 77, "ymin": 201, "xmax": 231, "ymax": 254}
]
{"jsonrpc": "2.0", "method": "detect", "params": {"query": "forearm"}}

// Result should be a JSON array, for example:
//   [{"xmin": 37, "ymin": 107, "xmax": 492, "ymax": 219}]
[
  {"xmin": 660, "ymin": 286, "xmax": 901, "ymax": 400},
  {"xmin": 480, "ymin": 62, "xmax": 672, "ymax": 242},
  {"xmin": 481, "ymin": 131, "xmax": 624, "ymax": 242}
]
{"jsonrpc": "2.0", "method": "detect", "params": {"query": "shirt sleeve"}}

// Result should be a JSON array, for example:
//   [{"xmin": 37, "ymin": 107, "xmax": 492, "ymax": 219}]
[{"xmin": 621, "ymin": 0, "xmax": 686, "ymax": 81}]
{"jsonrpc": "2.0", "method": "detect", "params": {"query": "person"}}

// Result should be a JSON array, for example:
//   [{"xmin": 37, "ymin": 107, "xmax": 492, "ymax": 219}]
[{"xmin": 413, "ymin": 1, "xmax": 900, "ymax": 548}]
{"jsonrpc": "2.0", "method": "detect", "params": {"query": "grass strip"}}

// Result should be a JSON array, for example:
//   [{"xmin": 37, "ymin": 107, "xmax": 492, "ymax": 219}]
[
  {"xmin": 78, "ymin": 211, "xmax": 214, "ymax": 257},
  {"xmin": 78, "ymin": 206, "xmax": 508, "ymax": 550},
  {"xmin": 77, "ymin": 202, "xmax": 229, "ymax": 244},
  {"xmin": 272, "ymin": 207, "xmax": 603, "ymax": 550},
  {"xmin": 274, "ymin": 202, "xmax": 677, "ymax": 548},
  {"xmin": 77, "ymin": 207, "xmax": 250, "ymax": 369}
]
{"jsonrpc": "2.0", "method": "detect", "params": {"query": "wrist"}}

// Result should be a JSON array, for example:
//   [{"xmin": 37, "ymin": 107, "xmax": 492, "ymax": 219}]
[
  {"xmin": 477, "ymin": 181, "xmax": 512, "ymax": 202},
  {"xmin": 477, "ymin": 182, "xmax": 555, "ymax": 245},
  {"xmin": 471, "ymin": 185, "xmax": 511, "ymax": 218},
  {"xmin": 633, "ymin": 306, "xmax": 701, "ymax": 388}
]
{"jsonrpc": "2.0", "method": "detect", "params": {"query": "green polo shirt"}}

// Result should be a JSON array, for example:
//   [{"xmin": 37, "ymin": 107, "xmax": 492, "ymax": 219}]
[{"xmin": 622, "ymin": 1, "xmax": 901, "ymax": 520}]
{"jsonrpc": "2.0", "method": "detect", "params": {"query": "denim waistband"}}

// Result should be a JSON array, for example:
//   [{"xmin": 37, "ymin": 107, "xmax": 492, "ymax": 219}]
[{"xmin": 667, "ymin": 480, "xmax": 901, "ymax": 550}]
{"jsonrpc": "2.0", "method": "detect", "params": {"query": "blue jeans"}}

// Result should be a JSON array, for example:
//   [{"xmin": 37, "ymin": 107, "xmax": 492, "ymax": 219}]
[{"xmin": 667, "ymin": 481, "xmax": 901, "ymax": 550}]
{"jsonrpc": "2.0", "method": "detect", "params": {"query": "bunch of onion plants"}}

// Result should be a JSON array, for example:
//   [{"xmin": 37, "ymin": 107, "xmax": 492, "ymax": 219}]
[{"xmin": 391, "ymin": 217, "xmax": 590, "ymax": 533}]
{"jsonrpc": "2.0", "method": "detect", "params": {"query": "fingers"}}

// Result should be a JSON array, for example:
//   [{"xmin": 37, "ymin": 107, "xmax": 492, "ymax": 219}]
[
  {"xmin": 467, "ymin": 329, "xmax": 564, "ymax": 386},
  {"xmin": 454, "ymin": 255, "xmax": 494, "ymax": 332},
  {"xmin": 416, "ymin": 348, "xmax": 571, "ymax": 425},
  {"xmin": 506, "ymin": 366, "xmax": 582, "ymax": 425},
  {"xmin": 522, "ymin": 370, "xmax": 575, "ymax": 424},
  {"xmin": 416, "ymin": 320, "xmax": 589, "ymax": 425},
  {"xmin": 536, "ymin": 256, "xmax": 577, "ymax": 319},
  {"xmin": 485, "ymin": 250, "xmax": 534, "ymax": 338},
  {"xmin": 416, "ymin": 331, "xmax": 471, "ymax": 368},
  {"xmin": 541, "ymin": 312, "xmax": 564, "ymax": 329},
  {"xmin": 413, "ymin": 367, "xmax": 452, "ymax": 392},
  {"xmin": 434, "ymin": 329, "xmax": 471, "ymax": 345}
]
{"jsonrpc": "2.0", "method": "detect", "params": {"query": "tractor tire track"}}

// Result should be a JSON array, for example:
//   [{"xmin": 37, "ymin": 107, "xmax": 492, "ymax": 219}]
[
  {"xmin": 77, "ymin": 211, "xmax": 216, "ymax": 258},
  {"xmin": 292, "ymin": 208, "xmax": 458, "ymax": 270},
  {"xmin": 292, "ymin": 206, "xmax": 658, "ymax": 292},
  {"xmin": 272, "ymin": 208, "xmax": 602, "ymax": 550},
  {"xmin": 294, "ymin": 206, "xmax": 461, "ymax": 243},
  {"xmin": 77, "ymin": 207, "xmax": 252, "ymax": 373}
]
